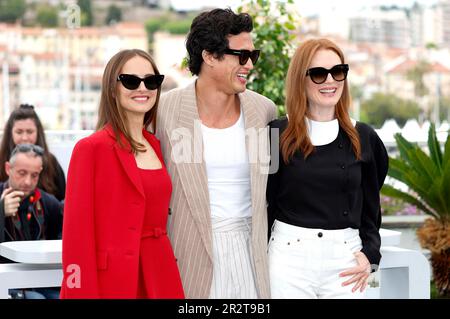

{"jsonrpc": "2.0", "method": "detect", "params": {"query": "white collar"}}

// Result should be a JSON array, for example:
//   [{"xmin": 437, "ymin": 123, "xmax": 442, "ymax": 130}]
[
  {"xmin": 306, "ymin": 117, "xmax": 339, "ymax": 146},
  {"xmin": 285, "ymin": 115, "xmax": 356, "ymax": 146}
]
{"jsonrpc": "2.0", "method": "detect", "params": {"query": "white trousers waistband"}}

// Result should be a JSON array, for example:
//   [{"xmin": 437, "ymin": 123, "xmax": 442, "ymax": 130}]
[{"xmin": 272, "ymin": 220, "xmax": 359, "ymax": 242}]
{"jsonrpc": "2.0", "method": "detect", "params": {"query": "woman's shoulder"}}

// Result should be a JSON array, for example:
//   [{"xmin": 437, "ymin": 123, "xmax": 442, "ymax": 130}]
[
  {"xmin": 73, "ymin": 129, "xmax": 113, "ymax": 152},
  {"xmin": 356, "ymin": 121, "xmax": 380, "ymax": 140},
  {"xmin": 355, "ymin": 121, "xmax": 387, "ymax": 158}
]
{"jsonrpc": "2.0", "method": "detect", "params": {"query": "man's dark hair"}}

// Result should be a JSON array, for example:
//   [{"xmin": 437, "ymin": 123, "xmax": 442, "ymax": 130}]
[{"xmin": 186, "ymin": 8, "xmax": 253, "ymax": 76}]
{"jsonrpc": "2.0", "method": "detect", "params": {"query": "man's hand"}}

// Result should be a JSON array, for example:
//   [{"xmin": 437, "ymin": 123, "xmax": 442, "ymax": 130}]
[{"xmin": 1, "ymin": 187, "xmax": 24, "ymax": 217}]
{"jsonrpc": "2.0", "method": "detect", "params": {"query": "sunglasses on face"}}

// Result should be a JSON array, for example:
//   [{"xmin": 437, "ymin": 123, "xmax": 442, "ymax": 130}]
[
  {"xmin": 224, "ymin": 48, "xmax": 261, "ymax": 65},
  {"xmin": 117, "ymin": 74, "xmax": 164, "ymax": 90},
  {"xmin": 306, "ymin": 64, "xmax": 349, "ymax": 84}
]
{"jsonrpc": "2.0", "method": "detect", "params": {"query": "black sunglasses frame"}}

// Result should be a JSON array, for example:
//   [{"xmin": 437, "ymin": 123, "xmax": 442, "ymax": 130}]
[
  {"xmin": 306, "ymin": 64, "xmax": 349, "ymax": 84},
  {"xmin": 224, "ymin": 49, "xmax": 261, "ymax": 65},
  {"xmin": 117, "ymin": 74, "xmax": 165, "ymax": 90}
]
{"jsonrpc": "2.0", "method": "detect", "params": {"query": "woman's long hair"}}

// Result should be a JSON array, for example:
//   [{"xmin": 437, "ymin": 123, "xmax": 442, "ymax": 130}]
[
  {"xmin": 0, "ymin": 104, "xmax": 57, "ymax": 195},
  {"xmin": 96, "ymin": 49, "xmax": 163, "ymax": 154},
  {"xmin": 281, "ymin": 38, "xmax": 361, "ymax": 163}
]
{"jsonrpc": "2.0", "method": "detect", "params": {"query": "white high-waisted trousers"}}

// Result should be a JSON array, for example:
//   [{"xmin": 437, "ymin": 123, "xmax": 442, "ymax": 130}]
[{"xmin": 269, "ymin": 220, "xmax": 366, "ymax": 299}]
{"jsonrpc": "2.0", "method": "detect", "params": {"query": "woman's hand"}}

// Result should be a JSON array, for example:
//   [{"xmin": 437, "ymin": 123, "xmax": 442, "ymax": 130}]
[{"xmin": 339, "ymin": 251, "xmax": 371, "ymax": 293}]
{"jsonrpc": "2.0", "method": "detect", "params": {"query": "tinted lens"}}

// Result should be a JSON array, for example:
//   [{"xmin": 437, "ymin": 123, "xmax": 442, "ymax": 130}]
[
  {"xmin": 239, "ymin": 51, "xmax": 250, "ymax": 65},
  {"xmin": 330, "ymin": 65, "xmax": 347, "ymax": 81},
  {"xmin": 143, "ymin": 74, "xmax": 164, "ymax": 90},
  {"xmin": 119, "ymin": 74, "xmax": 141, "ymax": 90},
  {"xmin": 118, "ymin": 74, "xmax": 164, "ymax": 90},
  {"xmin": 250, "ymin": 50, "xmax": 260, "ymax": 64},
  {"xmin": 308, "ymin": 67, "xmax": 329, "ymax": 84},
  {"xmin": 307, "ymin": 64, "xmax": 349, "ymax": 84},
  {"xmin": 238, "ymin": 50, "xmax": 260, "ymax": 65}
]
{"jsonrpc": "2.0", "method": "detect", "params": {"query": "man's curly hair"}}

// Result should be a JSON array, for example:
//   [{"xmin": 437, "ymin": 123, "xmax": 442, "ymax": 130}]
[{"xmin": 186, "ymin": 8, "xmax": 253, "ymax": 76}]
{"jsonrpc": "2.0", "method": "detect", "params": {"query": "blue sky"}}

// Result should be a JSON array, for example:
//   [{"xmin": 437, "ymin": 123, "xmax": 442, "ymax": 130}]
[{"xmin": 170, "ymin": 0, "xmax": 438, "ymax": 15}]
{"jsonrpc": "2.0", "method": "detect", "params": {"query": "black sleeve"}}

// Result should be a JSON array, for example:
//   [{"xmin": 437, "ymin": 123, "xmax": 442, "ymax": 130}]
[
  {"xmin": 359, "ymin": 126, "xmax": 389, "ymax": 268},
  {"xmin": 266, "ymin": 119, "xmax": 284, "ymax": 241},
  {"xmin": 43, "ymin": 194, "xmax": 63, "ymax": 240}
]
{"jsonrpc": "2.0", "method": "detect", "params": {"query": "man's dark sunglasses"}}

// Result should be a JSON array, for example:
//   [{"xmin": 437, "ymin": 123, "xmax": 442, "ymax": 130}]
[
  {"xmin": 306, "ymin": 64, "xmax": 349, "ymax": 84},
  {"xmin": 224, "ymin": 49, "xmax": 261, "ymax": 65},
  {"xmin": 117, "ymin": 74, "xmax": 164, "ymax": 90}
]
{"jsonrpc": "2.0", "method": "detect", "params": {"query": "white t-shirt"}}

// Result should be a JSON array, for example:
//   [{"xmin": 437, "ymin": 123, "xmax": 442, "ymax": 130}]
[{"xmin": 201, "ymin": 110, "xmax": 252, "ymax": 218}]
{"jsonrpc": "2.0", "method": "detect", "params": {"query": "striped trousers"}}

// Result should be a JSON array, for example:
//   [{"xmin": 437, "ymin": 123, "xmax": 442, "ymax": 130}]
[{"xmin": 209, "ymin": 217, "xmax": 258, "ymax": 299}]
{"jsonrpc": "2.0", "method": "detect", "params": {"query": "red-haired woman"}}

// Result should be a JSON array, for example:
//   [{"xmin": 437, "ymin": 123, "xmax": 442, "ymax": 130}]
[{"xmin": 267, "ymin": 38, "xmax": 388, "ymax": 299}]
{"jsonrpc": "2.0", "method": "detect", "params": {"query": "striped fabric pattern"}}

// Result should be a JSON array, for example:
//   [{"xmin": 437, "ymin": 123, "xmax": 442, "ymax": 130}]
[
  {"xmin": 209, "ymin": 217, "xmax": 258, "ymax": 299},
  {"xmin": 156, "ymin": 81, "xmax": 277, "ymax": 298}
]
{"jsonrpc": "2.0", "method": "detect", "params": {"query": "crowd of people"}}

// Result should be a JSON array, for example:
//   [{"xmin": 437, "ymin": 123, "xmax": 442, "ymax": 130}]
[{"xmin": 0, "ymin": 8, "xmax": 388, "ymax": 300}]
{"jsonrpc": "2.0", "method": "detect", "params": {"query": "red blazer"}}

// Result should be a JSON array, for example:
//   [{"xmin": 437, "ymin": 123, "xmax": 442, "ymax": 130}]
[{"xmin": 60, "ymin": 125, "xmax": 162, "ymax": 298}]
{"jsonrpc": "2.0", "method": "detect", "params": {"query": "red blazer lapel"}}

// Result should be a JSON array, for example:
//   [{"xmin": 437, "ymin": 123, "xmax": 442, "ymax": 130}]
[{"xmin": 105, "ymin": 125, "xmax": 145, "ymax": 199}]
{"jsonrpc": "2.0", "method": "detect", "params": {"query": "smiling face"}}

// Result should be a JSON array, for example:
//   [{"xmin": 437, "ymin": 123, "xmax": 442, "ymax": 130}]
[
  {"xmin": 206, "ymin": 32, "xmax": 256, "ymax": 95},
  {"xmin": 306, "ymin": 49, "xmax": 345, "ymax": 111},
  {"xmin": 117, "ymin": 55, "xmax": 158, "ymax": 118}
]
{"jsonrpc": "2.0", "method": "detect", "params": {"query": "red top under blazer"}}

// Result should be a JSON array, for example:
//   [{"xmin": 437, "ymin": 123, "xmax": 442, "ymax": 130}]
[{"xmin": 60, "ymin": 124, "xmax": 183, "ymax": 298}]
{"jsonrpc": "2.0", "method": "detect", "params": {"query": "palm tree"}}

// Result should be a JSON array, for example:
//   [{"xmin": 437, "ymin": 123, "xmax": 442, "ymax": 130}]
[{"xmin": 381, "ymin": 123, "xmax": 449, "ymax": 297}]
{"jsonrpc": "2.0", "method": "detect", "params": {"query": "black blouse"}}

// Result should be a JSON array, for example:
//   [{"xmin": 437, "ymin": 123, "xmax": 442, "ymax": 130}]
[{"xmin": 267, "ymin": 118, "xmax": 388, "ymax": 266}]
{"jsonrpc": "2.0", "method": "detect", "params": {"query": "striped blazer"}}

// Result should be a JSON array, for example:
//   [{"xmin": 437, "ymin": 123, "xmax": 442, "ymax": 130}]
[{"xmin": 156, "ymin": 81, "xmax": 277, "ymax": 298}]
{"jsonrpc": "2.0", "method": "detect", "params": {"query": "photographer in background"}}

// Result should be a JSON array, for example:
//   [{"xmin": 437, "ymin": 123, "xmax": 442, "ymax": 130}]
[{"xmin": 0, "ymin": 143, "xmax": 63, "ymax": 299}]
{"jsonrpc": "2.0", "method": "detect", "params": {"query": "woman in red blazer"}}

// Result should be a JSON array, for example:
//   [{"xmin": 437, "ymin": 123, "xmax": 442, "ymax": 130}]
[{"xmin": 60, "ymin": 49, "xmax": 184, "ymax": 299}]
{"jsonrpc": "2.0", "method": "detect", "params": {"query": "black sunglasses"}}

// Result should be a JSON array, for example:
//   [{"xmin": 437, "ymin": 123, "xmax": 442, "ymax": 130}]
[
  {"xmin": 117, "ymin": 74, "xmax": 164, "ymax": 90},
  {"xmin": 224, "ymin": 49, "xmax": 261, "ymax": 65},
  {"xmin": 306, "ymin": 64, "xmax": 349, "ymax": 84}
]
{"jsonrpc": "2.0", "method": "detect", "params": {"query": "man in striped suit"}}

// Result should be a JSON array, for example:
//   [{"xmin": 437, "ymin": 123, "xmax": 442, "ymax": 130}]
[{"xmin": 156, "ymin": 8, "xmax": 277, "ymax": 298}]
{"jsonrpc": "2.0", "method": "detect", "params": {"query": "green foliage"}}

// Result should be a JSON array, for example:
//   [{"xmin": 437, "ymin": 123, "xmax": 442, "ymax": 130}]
[
  {"xmin": 350, "ymin": 84, "xmax": 364, "ymax": 101},
  {"xmin": 145, "ymin": 14, "xmax": 193, "ymax": 52},
  {"xmin": 381, "ymin": 123, "xmax": 450, "ymax": 223},
  {"xmin": 105, "ymin": 5, "xmax": 122, "ymax": 25},
  {"xmin": 360, "ymin": 92, "xmax": 421, "ymax": 128},
  {"xmin": 437, "ymin": 96, "xmax": 450, "ymax": 123},
  {"xmin": 145, "ymin": 16, "xmax": 169, "ymax": 51},
  {"xmin": 426, "ymin": 42, "xmax": 438, "ymax": 50},
  {"xmin": 162, "ymin": 19, "xmax": 192, "ymax": 35},
  {"xmin": 0, "ymin": 0, "xmax": 26, "ymax": 23},
  {"xmin": 145, "ymin": 16, "xmax": 168, "ymax": 35},
  {"xmin": 78, "ymin": 0, "xmax": 93, "ymax": 26},
  {"xmin": 406, "ymin": 60, "xmax": 431, "ymax": 98},
  {"xmin": 380, "ymin": 195, "xmax": 421, "ymax": 216},
  {"xmin": 36, "ymin": 5, "xmax": 59, "ymax": 27},
  {"xmin": 238, "ymin": 0, "xmax": 298, "ymax": 115}
]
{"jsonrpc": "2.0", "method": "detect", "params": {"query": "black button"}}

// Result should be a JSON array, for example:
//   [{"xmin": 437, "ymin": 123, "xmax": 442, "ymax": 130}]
[
  {"xmin": 318, "ymin": 232, "xmax": 323, "ymax": 238},
  {"xmin": 338, "ymin": 143, "xmax": 343, "ymax": 149},
  {"xmin": 168, "ymin": 208, "xmax": 172, "ymax": 215},
  {"xmin": 341, "ymin": 165, "xmax": 345, "ymax": 169},
  {"xmin": 343, "ymin": 211, "xmax": 349, "ymax": 216}
]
